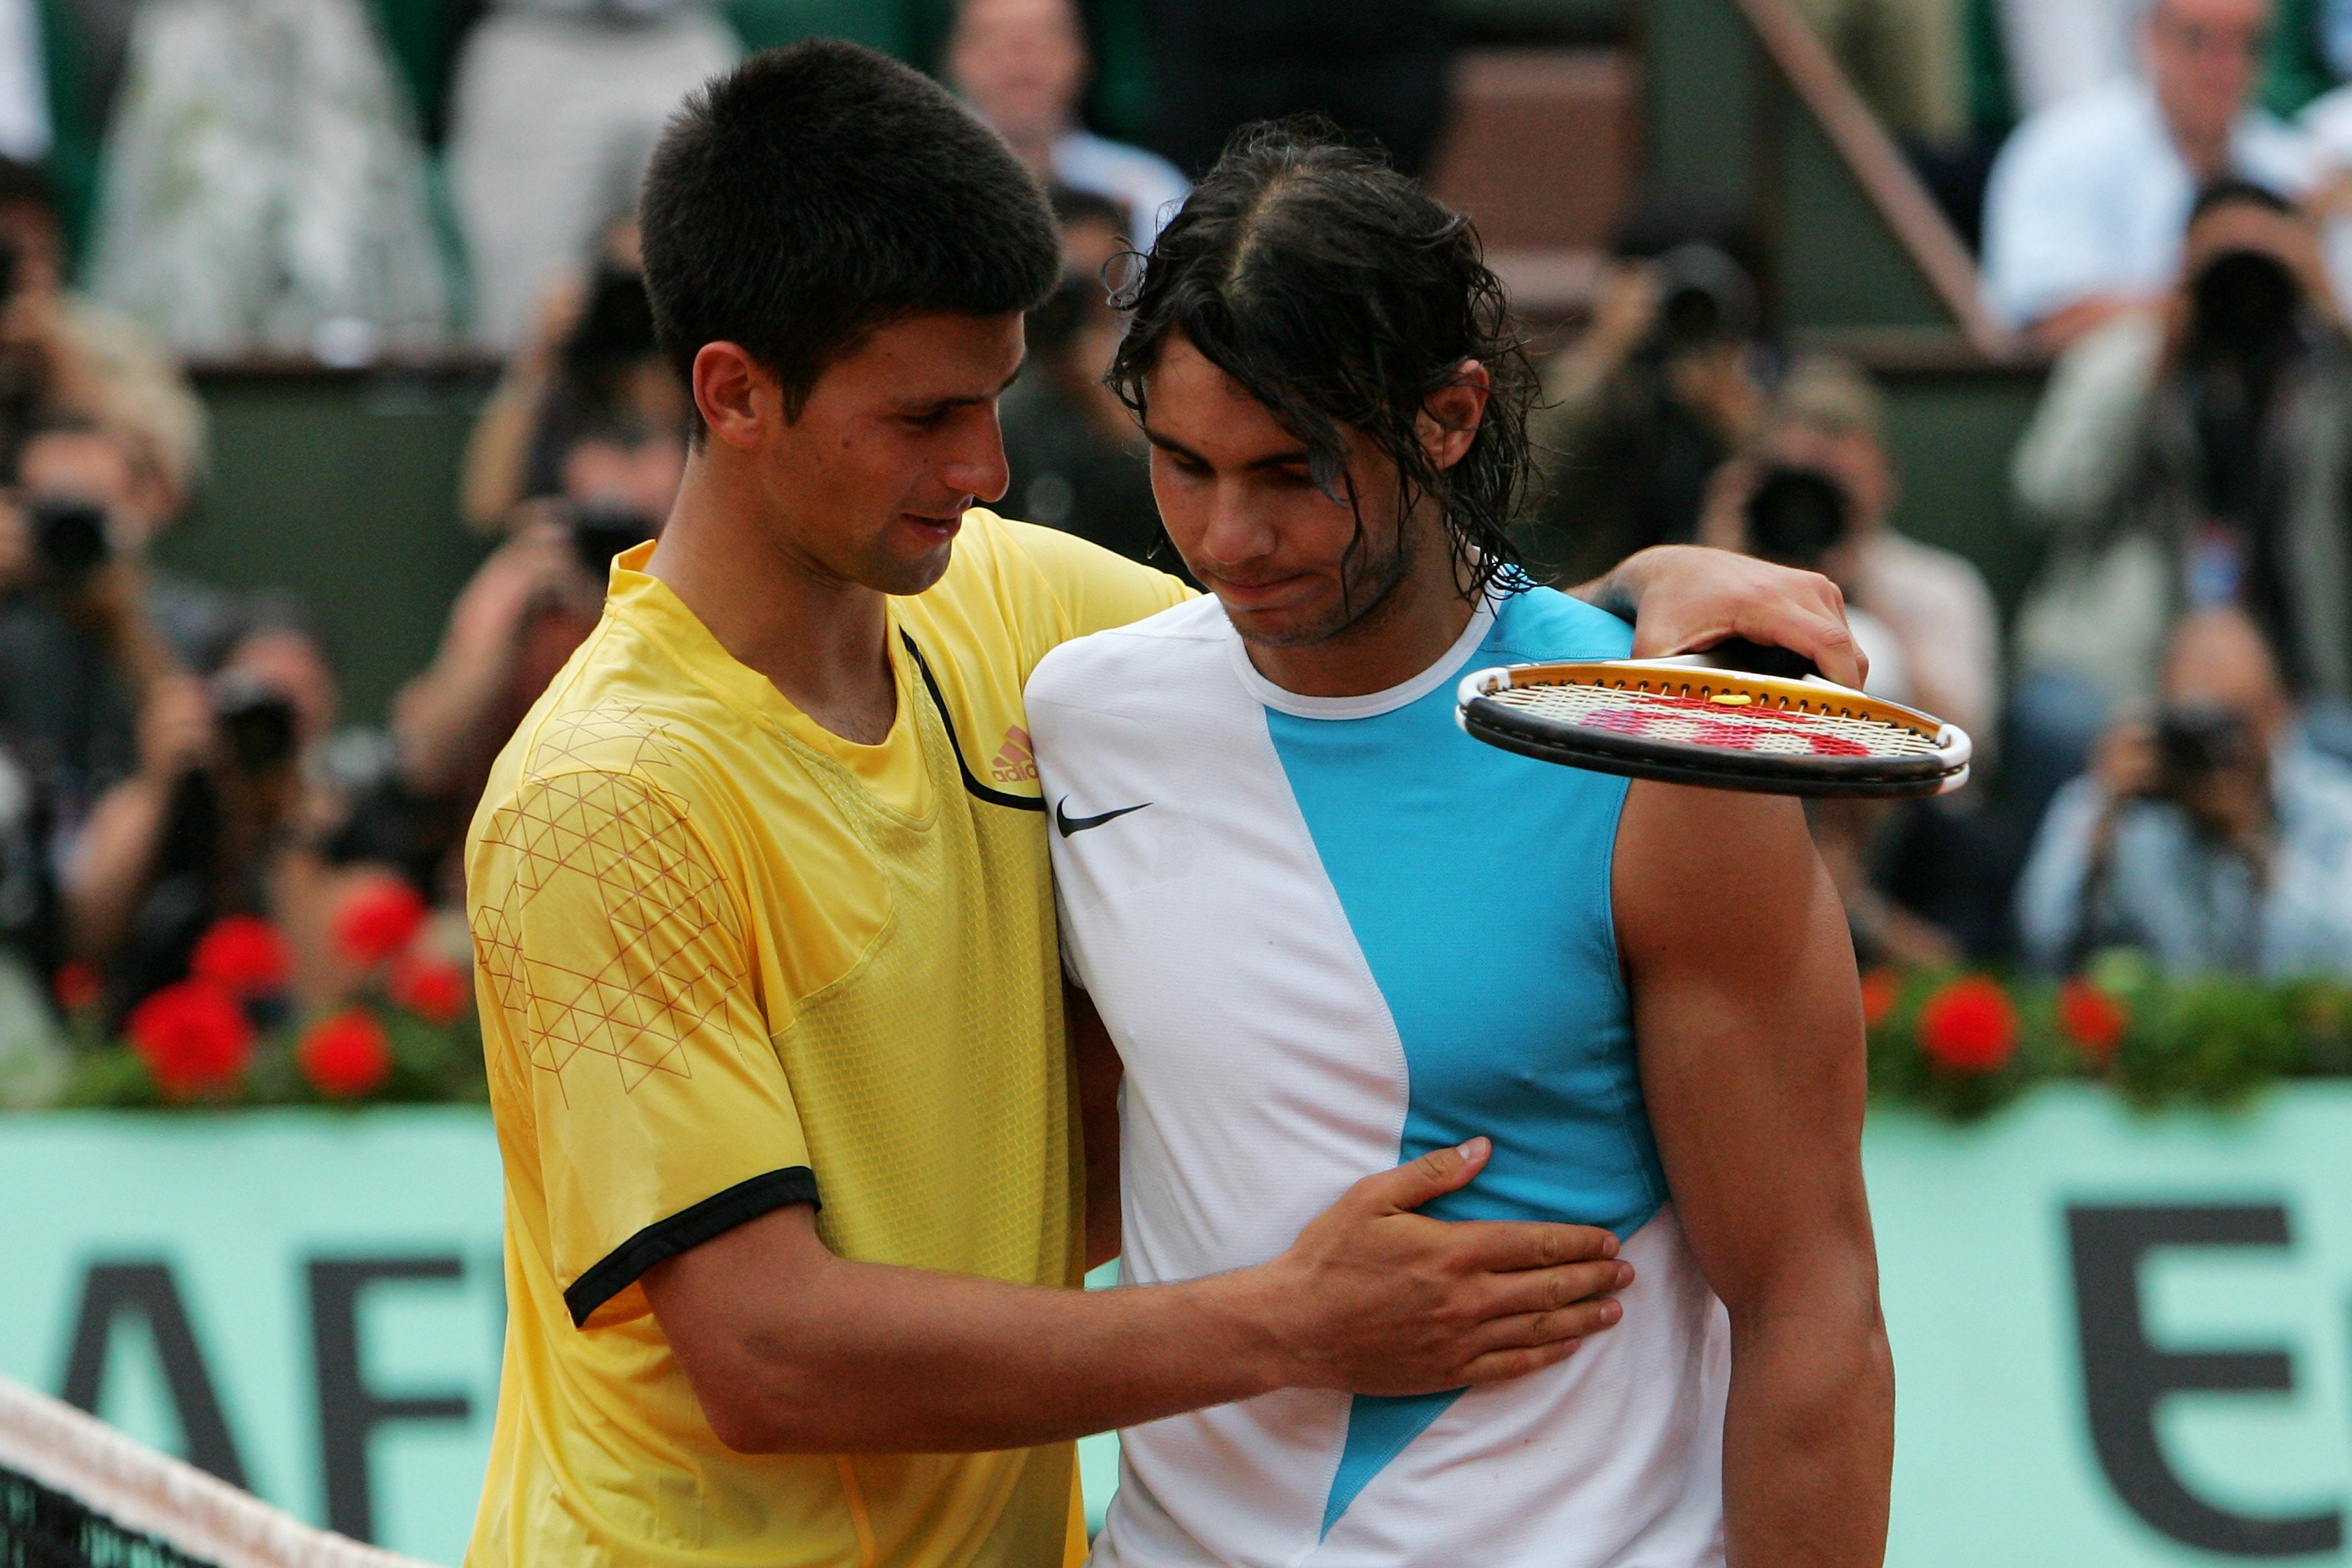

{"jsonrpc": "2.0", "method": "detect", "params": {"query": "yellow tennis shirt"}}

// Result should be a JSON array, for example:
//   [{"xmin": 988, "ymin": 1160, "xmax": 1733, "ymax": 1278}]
[{"xmin": 462, "ymin": 513, "xmax": 1189, "ymax": 1568}]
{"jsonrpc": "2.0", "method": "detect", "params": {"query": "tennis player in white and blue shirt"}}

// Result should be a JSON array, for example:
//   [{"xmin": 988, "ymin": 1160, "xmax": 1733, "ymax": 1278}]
[{"xmin": 1028, "ymin": 126, "xmax": 1892, "ymax": 1568}]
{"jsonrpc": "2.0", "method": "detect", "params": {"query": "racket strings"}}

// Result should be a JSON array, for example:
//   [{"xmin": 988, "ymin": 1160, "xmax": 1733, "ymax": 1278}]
[{"xmin": 1483, "ymin": 681, "xmax": 1944, "ymax": 761}]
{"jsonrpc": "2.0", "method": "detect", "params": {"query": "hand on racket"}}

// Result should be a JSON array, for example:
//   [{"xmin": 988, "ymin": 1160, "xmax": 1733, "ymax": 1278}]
[{"xmin": 1577, "ymin": 545, "xmax": 1868, "ymax": 690}]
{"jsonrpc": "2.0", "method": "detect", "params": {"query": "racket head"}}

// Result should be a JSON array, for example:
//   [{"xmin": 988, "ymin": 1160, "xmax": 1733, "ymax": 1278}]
[{"xmin": 1455, "ymin": 657, "xmax": 1972, "ymax": 799}]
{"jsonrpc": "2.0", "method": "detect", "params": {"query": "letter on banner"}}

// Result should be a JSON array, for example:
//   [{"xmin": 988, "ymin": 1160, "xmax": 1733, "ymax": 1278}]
[
  {"xmin": 57, "ymin": 1260, "xmax": 249, "ymax": 1487},
  {"xmin": 308, "ymin": 1256, "xmax": 472, "ymax": 1543},
  {"xmin": 2068, "ymin": 1204, "xmax": 2343, "ymax": 1556}
]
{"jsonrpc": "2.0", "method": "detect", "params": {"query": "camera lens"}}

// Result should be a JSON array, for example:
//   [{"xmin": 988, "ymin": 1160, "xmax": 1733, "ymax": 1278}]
[
  {"xmin": 2155, "ymin": 705, "xmax": 2247, "ymax": 783},
  {"xmin": 26, "ymin": 497, "xmax": 110, "ymax": 583},
  {"xmin": 2190, "ymin": 250, "xmax": 2300, "ymax": 362},
  {"xmin": 1651, "ymin": 242, "xmax": 1757, "ymax": 349},
  {"xmin": 211, "ymin": 675, "xmax": 299, "ymax": 773},
  {"xmin": 1745, "ymin": 467, "xmax": 1851, "ymax": 570},
  {"xmin": 569, "ymin": 504, "xmax": 659, "ymax": 580}
]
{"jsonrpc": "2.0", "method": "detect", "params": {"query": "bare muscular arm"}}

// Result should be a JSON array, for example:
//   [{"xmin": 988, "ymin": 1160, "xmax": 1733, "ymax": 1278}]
[{"xmin": 1614, "ymin": 781, "xmax": 1893, "ymax": 1568}]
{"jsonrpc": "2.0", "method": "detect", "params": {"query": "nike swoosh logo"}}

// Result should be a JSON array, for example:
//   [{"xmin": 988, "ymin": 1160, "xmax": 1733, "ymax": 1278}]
[{"xmin": 1057, "ymin": 798, "xmax": 1152, "ymax": 838}]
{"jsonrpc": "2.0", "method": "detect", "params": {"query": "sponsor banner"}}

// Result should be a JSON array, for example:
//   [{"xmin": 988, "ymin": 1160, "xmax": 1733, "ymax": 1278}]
[
  {"xmin": 1872, "ymin": 1087, "xmax": 2352, "ymax": 1564},
  {"xmin": 4, "ymin": 1091, "xmax": 2351, "ymax": 1563},
  {"xmin": 0, "ymin": 1110, "xmax": 503, "ymax": 1564}
]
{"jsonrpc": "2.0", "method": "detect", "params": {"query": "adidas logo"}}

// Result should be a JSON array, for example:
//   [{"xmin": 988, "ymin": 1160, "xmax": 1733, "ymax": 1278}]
[{"xmin": 991, "ymin": 726, "xmax": 1039, "ymax": 784}]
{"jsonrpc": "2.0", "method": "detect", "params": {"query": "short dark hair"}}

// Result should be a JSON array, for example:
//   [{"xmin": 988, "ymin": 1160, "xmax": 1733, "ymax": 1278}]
[
  {"xmin": 2190, "ymin": 177, "xmax": 2295, "ymax": 226},
  {"xmin": 20, "ymin": 410, "xmax": 107, "ymax": 444},
  {"xmin": 639, "ymin": 40, "xmax": 1060, "ymax": 420},
  {"xmin": 1107, "ymin": 119, "xmax": 1535, "ymax": 601},
  {"xmin": 1048, "ymin": 185, "xmax": 1130, "ymax": 238}
]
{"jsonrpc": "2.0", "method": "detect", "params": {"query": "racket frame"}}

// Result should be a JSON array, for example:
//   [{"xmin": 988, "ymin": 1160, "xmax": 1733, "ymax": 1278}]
[{"xmin": 1455, "ymin": 656, "xmax": 1973, "ymax": 799}]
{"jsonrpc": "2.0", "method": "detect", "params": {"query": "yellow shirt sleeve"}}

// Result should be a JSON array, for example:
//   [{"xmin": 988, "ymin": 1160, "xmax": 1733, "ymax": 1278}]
[
  {"xmin": 991, "ymin": 516, "xmax": 1197, "ymax": 646},
  {"xmin": 471, "ymin": 763, "xmax": 814, "ymax": 1329}
]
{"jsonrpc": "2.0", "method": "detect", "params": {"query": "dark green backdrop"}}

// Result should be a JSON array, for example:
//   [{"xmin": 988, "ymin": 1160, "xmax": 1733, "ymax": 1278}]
[{"xmin": 164, "ymin": 372, "xmax": 495, "ymax": 726}]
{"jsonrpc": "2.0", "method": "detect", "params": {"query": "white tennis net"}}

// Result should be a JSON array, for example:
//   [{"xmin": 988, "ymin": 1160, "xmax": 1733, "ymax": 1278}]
[{"xmin": 0, "ymin": 1376, "xmax": 431, "ymax": 1568}]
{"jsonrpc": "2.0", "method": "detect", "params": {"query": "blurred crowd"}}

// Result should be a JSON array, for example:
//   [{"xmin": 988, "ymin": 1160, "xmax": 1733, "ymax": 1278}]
[
  {"xmin": 1532, "ymin": 0, "xmax": 2352, "ymax": 985},
  {"xmin": 7, "ymin": 0, "xmax": 2352, "ymax": 1099},
  {"xmin": 0, "ymin": 0, "xmax": 1240, "ymax": 1098}
]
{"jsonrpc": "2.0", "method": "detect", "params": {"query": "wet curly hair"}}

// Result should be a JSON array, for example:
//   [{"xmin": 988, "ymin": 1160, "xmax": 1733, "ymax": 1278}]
[{"xmin": 1106, "ymin": 118, "xmax": 1537, "ymax": 602}]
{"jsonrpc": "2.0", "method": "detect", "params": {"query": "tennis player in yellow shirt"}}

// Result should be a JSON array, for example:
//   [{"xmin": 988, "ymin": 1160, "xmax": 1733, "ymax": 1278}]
[{"xmin": 460, "ymin": 40, "xmax": 1869, "ymax": 1568}]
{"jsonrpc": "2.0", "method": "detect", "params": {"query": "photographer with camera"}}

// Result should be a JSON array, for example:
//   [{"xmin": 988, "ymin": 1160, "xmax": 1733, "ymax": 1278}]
[
  {"xmin": 1702, "ymin": 430, "xmax": 1985, "ymax": 968},
  {"xmin": 1698, "ymin": 362, "xmax": 2014, "ymax": 961},
  {"xmin": 2011, "ymin": 179, "xmax": 2352, "ymax": 826},
  {"xmin": 0, "ymin": 418, "xmax": 235, "ymax": 837},
  {"xmin": 1704, "ymin": 356, "xmax": 2004, "ymax": 748},
  {"xmin": 1524, "ymin": 199, "xmax": 1770, "ymax": 586},
  {"xmin": 458, "ymin": 219, "xmax": 687, "ymax": 535},
  {"xmin": 0, "ymin": 158, "xmax": 205, "ymax": 495},
  {"xmin": 2017, "ymin": 607, "xmax": 2352, "ymax": 976},
  {"xmin": 387, "ymin": 419, "xmax": 680, "ymax": 895},
  {"xmin": 998, "ymin": 188, "xmax": 1172, "ymax": 571},
  {"xmin": 61, "ymin": 610, "xmax": 344, "ymax": 1018}
]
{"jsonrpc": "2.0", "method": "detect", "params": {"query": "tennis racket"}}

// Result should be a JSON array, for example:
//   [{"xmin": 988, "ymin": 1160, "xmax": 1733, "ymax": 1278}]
[{"xmin": 1455, "ymin": 648, "xmax": 1971, "ymax": 798}]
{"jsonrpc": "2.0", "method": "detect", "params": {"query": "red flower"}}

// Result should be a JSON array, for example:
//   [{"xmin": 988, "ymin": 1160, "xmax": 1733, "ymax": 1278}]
[
  {"xmin": 388, "ymin": 952, "xmax": 469, "ymax": 1026},
  {"xmin": 1860, "ymin": 968, "xmax": 1902, "ymax": 1029},
  {"xmin": 332, "ymin": 879, "xmax": 426, "ymax": 967},
  {"xmin": 298, "ymin": 1009, "xmax": 393, "ymax": 1099},
  {"xmin": 191, "ymin": 916, "xmax": 289, "ymax": 996},
  {"xmin": 126, "ymin": 980, "xmax": 253, "ymax": 1097},
  {"xmin": 1917, "ymin": 976, "xmax": 2018, "ymax": 1073},
  {"xmin": 52, "ymin": 960, "xmax": 101, "ymax": 1014},
  {"xmin": 2058, "ymin": 978, "xmax": 2128, "ymax": 1063}
]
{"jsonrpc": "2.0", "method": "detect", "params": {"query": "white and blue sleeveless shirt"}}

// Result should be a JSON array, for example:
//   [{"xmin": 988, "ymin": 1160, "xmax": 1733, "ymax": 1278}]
[{"xmin": 1027, "ymin": 587, "xmax": 1729, "ymax": 1568}]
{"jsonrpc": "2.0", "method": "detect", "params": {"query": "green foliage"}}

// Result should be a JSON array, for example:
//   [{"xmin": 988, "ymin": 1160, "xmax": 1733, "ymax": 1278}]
[
  {"xmin": 1867, "ymin": 957, "xmax": 2352, "ymax": 1120},
  {"xmin": 2110, "ymin": 982, "xmax": 2300, "ymax": 1110},
  {"xmin": 52, "ymin": 1007, "xmax": 485, "ymax": 1111}
]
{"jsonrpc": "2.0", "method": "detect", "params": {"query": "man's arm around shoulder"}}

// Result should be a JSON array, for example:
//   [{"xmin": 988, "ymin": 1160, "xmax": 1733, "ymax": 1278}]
[{"xmin": 1615, "ymin": 781, "xmax": 1894, "ymax": 1568}]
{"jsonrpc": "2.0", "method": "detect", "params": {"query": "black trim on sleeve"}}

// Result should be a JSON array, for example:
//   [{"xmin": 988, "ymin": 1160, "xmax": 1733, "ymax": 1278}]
[
  {"xmin": 565, "ymin": 1167, "xmax": 821, "ymax": 1328},
  {"xmin": 900, "ymin": 630, "xmax": 1048, "ymax": 813}
]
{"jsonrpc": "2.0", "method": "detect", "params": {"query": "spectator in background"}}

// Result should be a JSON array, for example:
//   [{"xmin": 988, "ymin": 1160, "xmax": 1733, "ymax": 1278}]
[
  {"xmin": 1144, "ymin": 0, "xmax": 1453, "ymax": 179},
  {"xmin": 88, "ymin": 0, "xmax": 449, "ymax": 360},
  {"xmin": 458, "ymin": 222, "xmax": 685, "ymax": 533},
  {"xmin": 1524, "ymin": 202, "xmax": 1770, "ymax": 587},
  {"xmin": 61, "ymin": 609, "xmax": 362, "ymax": 1020},
  {"xmin": 2018, "ymin": 607, "xmax": 2352, "ymax": 975},
  {"xmin": 947, "ymin": 0, "xmax": 1187, "ymax": 253},
  {"xmin": 1722, "ymin": 356, "xmax": 2004, "ymax": 749},
  {"xmin": 2010, "ymin": 179, "xmax": 2352, "ymax": 816},
  {"xmin": 1696, "ymin": 438, "xmax": 1973, "ymax": 966},
  {"xmin": 1995, "ymin": 0, "xmax": 2142, "ymax": 119},
  {"xmin": 1983, "ymin": 0, "xmax": 2312, "ymax": 351},
  {"xmin": 999, "ymin": 188, "xmax": 1167, "ymax": 569},
  {"xmin": 389, "ymin": 419, "xmax": 683, "ymax": 897},
  {"xmin": 13, "ymin": 415, "xmax": 232, "ymax": 665},
  {"xmin": 0, "ymin": 158, "xmax": 205, "ymax": 495},
  {"xmin": 448, "ymin": 0, "xmax": 736, "ymax": 353},
  {"xmin": 0, "ymin": 417, "xmax": 234, "ymax": 842},
  {"xmin": 1700, "ymin": 364, "xmax": 2013, "ymax": 963}
]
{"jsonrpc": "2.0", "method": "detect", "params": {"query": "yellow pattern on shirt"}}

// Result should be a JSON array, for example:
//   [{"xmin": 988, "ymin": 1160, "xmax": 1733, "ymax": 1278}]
[{"xmin": 462, "ymin": 513, "xmax": 1189, "ymax": 1568}]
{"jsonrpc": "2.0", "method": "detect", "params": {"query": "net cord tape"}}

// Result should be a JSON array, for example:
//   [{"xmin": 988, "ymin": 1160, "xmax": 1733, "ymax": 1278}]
[{"xmin": 0, "ymin": 1376, "xmax": 430, "ymax": 1568}]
